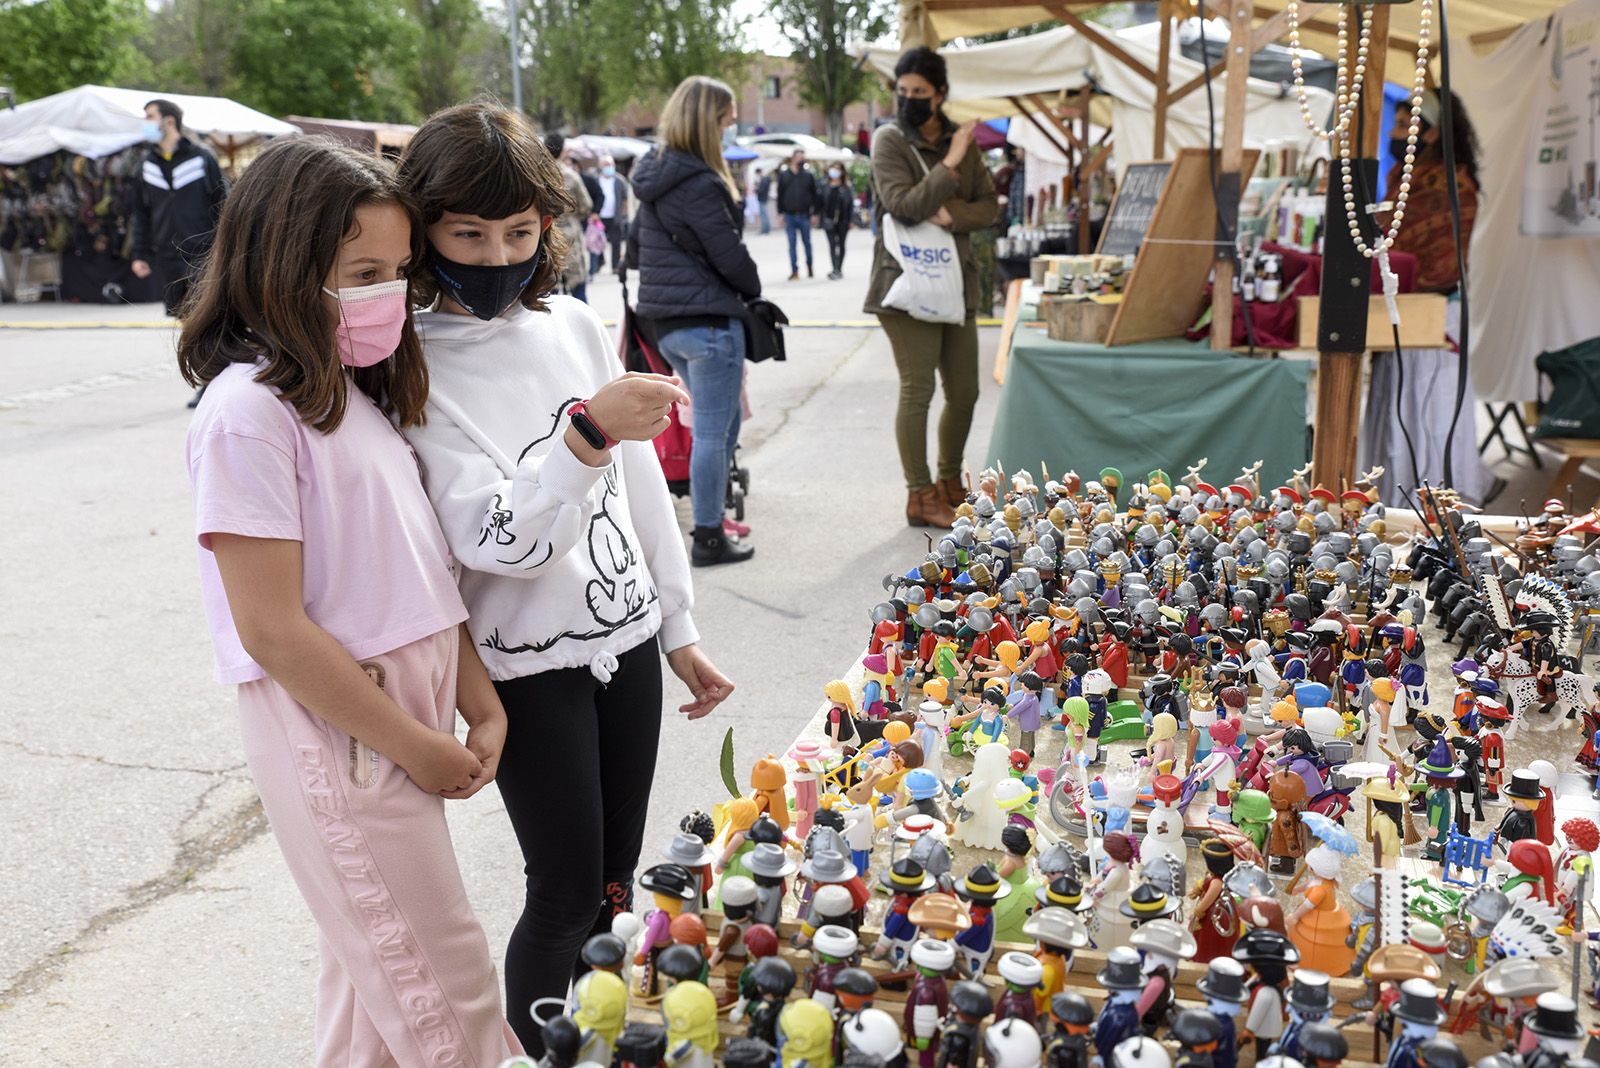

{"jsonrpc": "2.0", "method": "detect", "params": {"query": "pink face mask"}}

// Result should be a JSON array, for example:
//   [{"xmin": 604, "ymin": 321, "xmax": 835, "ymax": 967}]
[{"xmin": 322, "ymin": 278, "xmax": 409, "ymax": 367}]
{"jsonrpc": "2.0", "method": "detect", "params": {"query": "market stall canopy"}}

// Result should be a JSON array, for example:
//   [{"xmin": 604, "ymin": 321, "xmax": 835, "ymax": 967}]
[
  {"xmin": 909, "ymin": 0, "xmax": 1573, "ymax": 83},
  {"xmin": 0, "ymin": 84, "xmax": 298, "ymax": 165},
  {"xmin": 857, "ymin": 20, "xmax": 1333, "ymax": 164},
  {"xmin": 564, "ymin": 133, "xmax": 655, "ymax": 164}
]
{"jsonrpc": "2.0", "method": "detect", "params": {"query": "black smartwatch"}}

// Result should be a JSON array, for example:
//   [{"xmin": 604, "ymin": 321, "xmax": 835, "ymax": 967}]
[{"xmin": 568, "ymin": 399, "xmax": 618, "ymax": 450}]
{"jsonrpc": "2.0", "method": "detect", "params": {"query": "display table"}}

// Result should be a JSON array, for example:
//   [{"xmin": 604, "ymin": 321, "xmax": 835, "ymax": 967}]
[{"xmin": 986, "ymin": 331, "xmax": 1310, "ymax": 487}]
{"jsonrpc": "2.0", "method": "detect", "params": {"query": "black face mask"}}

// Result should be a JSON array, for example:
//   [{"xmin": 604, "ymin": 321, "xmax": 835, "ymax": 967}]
[
  {"xmin": 429, "ymin": 243, "xmax": 543, "ymax": 321},
  {"xmin": 897, "ymin": 94, "xmax": 935, "ymax": 129},
  {"xmin": 1387, "ymin": 137, "xmax": 1410, "ymax": 162}
]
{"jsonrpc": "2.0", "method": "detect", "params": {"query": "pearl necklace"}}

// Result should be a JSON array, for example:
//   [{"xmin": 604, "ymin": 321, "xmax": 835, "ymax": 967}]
[{"xmin": 1288, "ymin": 0, "xmax": 1371, "ymax": 142}]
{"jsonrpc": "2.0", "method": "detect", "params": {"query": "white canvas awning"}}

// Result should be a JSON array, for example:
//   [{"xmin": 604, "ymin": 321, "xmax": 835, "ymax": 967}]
[{"xmin": 0, "ymin": 85, "xmax": 299, "ymax": 164}]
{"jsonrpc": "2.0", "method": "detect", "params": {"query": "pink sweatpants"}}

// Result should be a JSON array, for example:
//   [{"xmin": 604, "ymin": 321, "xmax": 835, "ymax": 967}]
[{"xmin": 238, "ymin": 627, "xmax": 521, "ymax": 1068}]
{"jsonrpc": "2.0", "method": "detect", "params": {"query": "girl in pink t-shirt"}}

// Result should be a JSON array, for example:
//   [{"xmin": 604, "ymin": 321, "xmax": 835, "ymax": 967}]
[{"xmin": 180, "ymin": 137, "xmax": 520, "ymax": 1067}]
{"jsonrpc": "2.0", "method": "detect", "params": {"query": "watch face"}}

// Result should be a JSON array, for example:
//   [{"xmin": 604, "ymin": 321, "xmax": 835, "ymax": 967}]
[{"xmin": 573, "ymin": 411, "xmax": 607, "ymax": 450}]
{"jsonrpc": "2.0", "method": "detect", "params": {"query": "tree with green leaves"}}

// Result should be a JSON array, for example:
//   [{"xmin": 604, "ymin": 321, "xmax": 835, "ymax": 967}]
[
  {"xmin": 228, "ymin": 0, "xmax": 418, "ymax": 121},
  {"xmin": 772, "ymin": 0, "xmax": 891, "ymax": 147},
  {"xmin": 638, "ymin": 0, "xmax": 748, "ymax": 99},
  {"xmin": 0, "ymin": 0, "xmax": 151, "ymax": 102},
  {"xmin": 518, "ymin": 0, "xmax": 639, "ymax": 131},
  {"xmin": 407, "ymin": 0, "xmax": 501, "ymax": 117}
]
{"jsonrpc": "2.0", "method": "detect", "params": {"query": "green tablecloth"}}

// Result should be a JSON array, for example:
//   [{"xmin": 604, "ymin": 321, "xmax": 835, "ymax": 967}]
[{"xmin": 987, "ymin": 333, "xmax": 1310, "ymax": 490}]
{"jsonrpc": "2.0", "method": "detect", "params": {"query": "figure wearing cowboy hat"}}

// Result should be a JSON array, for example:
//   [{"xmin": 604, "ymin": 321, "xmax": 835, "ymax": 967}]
[
  {"xmin": 872, "ymin": 859, "xmax": 936, "ymax": 969},
  {"xmin": 1235, "ymin": 928, "xmax": 1300, "ymax": 1061},
  {"xmin": 634, "ymin": 863, "xmax": 698, "ymax": 997},
  {"xmin": 1496, "ymin": 770, "xmax": 1544, "ymax": 848},
  {"xmin": 1128, "ymin": 916, "xmax": 1196, "ymax": 1037},
  {"xmin": 1382, "ymin": 978, "xmax": 1446, "ymax": 1068}
]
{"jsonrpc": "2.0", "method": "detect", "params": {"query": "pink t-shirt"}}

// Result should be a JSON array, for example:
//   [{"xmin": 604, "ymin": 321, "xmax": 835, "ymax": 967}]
[{"xmin": 187, "ymin": 361, "xmax": 467, "ymax": 684}]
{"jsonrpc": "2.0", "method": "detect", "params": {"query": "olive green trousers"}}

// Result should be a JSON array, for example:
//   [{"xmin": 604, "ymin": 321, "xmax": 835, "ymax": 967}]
[{"xmin": 876, "ymin": 310, "xmax": 981, "ymax": 491}]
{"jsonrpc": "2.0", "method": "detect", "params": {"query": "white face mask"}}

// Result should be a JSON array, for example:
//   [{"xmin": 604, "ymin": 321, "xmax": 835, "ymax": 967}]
[{"xmin": 829, "ymin": 168, "xmax": 843, "ymax": 179}]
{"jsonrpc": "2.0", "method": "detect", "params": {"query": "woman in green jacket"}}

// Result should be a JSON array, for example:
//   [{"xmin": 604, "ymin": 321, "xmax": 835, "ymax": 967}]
[{"xmin": 866, "ymin": 46, "xmax": 999, "ymax": 528}]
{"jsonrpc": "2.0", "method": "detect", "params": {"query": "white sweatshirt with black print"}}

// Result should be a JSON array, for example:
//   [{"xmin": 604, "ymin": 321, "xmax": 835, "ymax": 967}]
[{"xmin": 403, "ymin": 296, "xmax": 698, "ymax": 682}]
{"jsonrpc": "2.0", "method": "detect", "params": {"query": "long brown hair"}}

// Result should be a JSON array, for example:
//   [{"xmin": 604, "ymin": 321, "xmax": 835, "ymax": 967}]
[
  {"xmin": 177, "ymin": 137, "xmax": 428, "ymax": 432},
  {"xmin": 659, "ymin": 76, "xmax": 740, "ymax": 202},
  {"xmin": 396, "ymin": 101, "xmax": 574, "ymax": 313}
]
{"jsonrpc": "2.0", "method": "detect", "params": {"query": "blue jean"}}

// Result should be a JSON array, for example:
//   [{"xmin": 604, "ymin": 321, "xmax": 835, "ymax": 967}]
[
  {"xmin": 784, "ymin": 212, "xmax": 813, "ymax": 273},
  {"xmin": 655, "ymin": 321, "xmax": 744, "ymax": 529},
  {"xmin": 758, "ymin": 203, "xmax": 771, "ymax": 235}
]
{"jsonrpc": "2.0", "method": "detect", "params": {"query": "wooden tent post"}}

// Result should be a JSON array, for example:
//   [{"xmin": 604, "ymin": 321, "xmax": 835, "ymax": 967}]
[
  {"xmin": 1078, "ymin": 86, "xmax": 1093, "ymax": 252},
  {"xmin": 1311, "ymin": 4, "xmax": 1390, "ymax": 487},
  {"xmin": 1153, "ymin": 1, "xmax": 1174, "ymax": 158},
  {"xmin": 1208, "ymin": 0, "xmax": 1253, "ymax": 350}
]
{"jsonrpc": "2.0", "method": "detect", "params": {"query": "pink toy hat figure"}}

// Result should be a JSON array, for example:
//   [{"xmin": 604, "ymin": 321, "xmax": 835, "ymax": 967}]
[
  {"xmin": 862, "ymin": 653, "xmax": 889, "ymax": 674},
  {"xmin": 787, "ymin": 738, "xmax": 829, "ymax": 764}
]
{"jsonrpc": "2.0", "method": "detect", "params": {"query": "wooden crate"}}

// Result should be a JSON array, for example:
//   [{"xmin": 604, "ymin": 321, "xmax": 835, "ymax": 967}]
[{"xmin": 1040, "ymin": 293, "xmax": 1120, "ymax": 344}]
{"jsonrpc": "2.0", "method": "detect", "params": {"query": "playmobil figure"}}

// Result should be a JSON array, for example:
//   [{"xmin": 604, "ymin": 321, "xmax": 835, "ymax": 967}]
[
  {"xmin": 777, "ymin": 997, "xmax": 836, "ymax": 1068},
  {"xmin": 907, "ymin": 892, "xmax": 972, "ymax": 950},
  {"xmin": 1267, "ymin": 769, "xmax": 1309, "ymax": 875},
  {"xmin": 1082, "ymin": 669, "xmax": 1115, "ymax": 765},
  {"xmin": 900, "ymin": 814, "xmax": 957, "ymax": 894},
  {"xmin": 750, "ymin": 754, "xmax": 792, "ymax": 832},
  {"xmin": 797, "ymin": 850, "xmax": 868, "ymax": 947},
  {"xmin": 1196, "ymin": 956, "xmax": 1251, "ymax": 1068},
  {"xmin": 1094, "ymin": 948, "xmax": 1146, "ymax": 1065},
  {"xmin": 1092, "ymin": 832, "xmax": 1138, "ymax": 951},
  {"xmin": 1235, "ymin": 927, "xmax": 1299, "ymax": 1060},
  {"xmin": 791, "ymin": 740, "xmax": 832, "ymax": 838},
  {"xmin": 825, "ymin": 681, "xmax": 863, "ymax": 750},
  {"xmin": 1496, "ymin": 771, "xmax": 1543, "ymax": 847},
  {"xmin": 746, "ymin": 956, "xmax": 798, "ymax": 1046},
  {"xmin": 952, "ymin": 865, "xmax": 1010, "ymax": 977},
  {"xmin": 662, "ymin": 978, "xmax": 719, "ymax": 1068},
  {"xmin": 1557, "ymin": 817, "xmax": 1598, "ymax": 928},
  {"xmin": 1061, "ymin": 695, "xmax": 1091, "ymax": 763},
  {"xmin": 951, "ymin": 688, "xmax": 1009, "ymax": 755},
  {"xmin": 1208, "ymin": 719, "xmax": 1245, "ymax": 822},
  {"xmin": 539, "ymin": 1015, "xmax": 583, "ymax": 1068},
  {"xmin": 666, "ymin": 916, "xmax": 710, "ymax": 984},
  {"xmin": 1294, "ymin": 1022, "xmax": 1348, "ymax": 1068},
  {"xmin": 662, "ymin": 832, "xmax": 718, "ymax": 914},
  {"xmin": 581, "ymin": 930, "xmax": 629, "ymax": 979},
  {"xmin": 904, "ymin": 939, "xmax": 954, "ymax": 1068},
  {"xmin": 1044, "ymin": 992, "xmax": 1094, "ymax": 1068},
  {"xmin": 1501, "ymin": 838, "xmax": 1557, "ymax": 908},
  {"xmin": 844, "ymin": 1004, "xmax": 908, "ymax": 1061},
  {"xmin": 935, "ymin": 981, "xmax": 993, "ymax": 1068},
  {"xmin": 1232, "ymin": 789, "xmax": 1273, "ymax": 854},
  {"xmin": 992, "ymin": 951, "xmax": 1042, "ymax": 1027},
  {"xmin": 1129, "ymin": 917, "xmax": 1197, "ymax": 1036},
  {"xmin": 734, "ymin": 924, "xmax": 780, "ymax": 1016},
  {"xmin": 572, "ymin": 967, "xmax": 629, "ymax": 1066},
  {"xmin": 1528, "ymin": 759, "xmax": 1558, "ymax": 845},
  {"xmin": 832, "ymin": 967, "xmax": 879, "ymax": 1054},
  {"xmin": 1520, "ymin": 992, "xmax": 1586, "ymax": 1068},
  {"xmin": 806, "ymin": 924, "xmax": 860, "ymax": 1011},
  {"xmin": 748, "ymin": 843, "xmax": 799, "ymax": 929},
  {"xmin": 1148, "ymin": 713, "xmax": 1179, "ymax": 774},
  {"xmin": 917, "ymin": 701, "xmax": 950, "ymax": 778},
  {"xmin": 1286, "ymin": 842, "xmax": 1357, "ymax": 977},
  {"xmin": 636, "ymin": 863, "xmax": 698, "ymax": 997},
  {"xmin": 1455, "ymin": 956, "xmax": 1555, "ymax": 1059},
  {"xmin": 1189, "ymin": 839, "xmax": 1242, "ymax": 962},
  {"xmin": 1008, "ymin": 670, "xmax": 1046, "ymax": 756},
  {"xmin": 1172, "ymin": 1009, "xmax": 1223, "ymax": 1068},
  {"xmin": 1364, "ymin": 771, "xmax": 1408, "ymax": 869},
  {"xmin": 837, "ymin": 798, "xmax": 877, "ymax": 876},
  {"xmin": 1476, "ymin": 697, "xmax": 1511, "ymax": 801},
  {"xmin": 1143, "ymin": 774, "xmax": 1188, "ymax": 871},
  {"xmin": 715, "ymin": 798, "xmax": 762, "ymax": 888},
  {"xmin": 1416, "ymin": 739, "xmax": 1463, "ymax": 861},
  {"xmin": 888, "ymin": 769, "xmax": 947, "ymax": 830},
  {"xmin": 952, "ymin": 743, "xmax": 1012, "ymax": 850},
  {"xmin": 985, "ymin": 1018, "xmax": 1045, "ymax": 1068},
  {"xmin": 873, "ymin": 860, "xmax": 936, "ymax": 969},
  {"xmin": 1383, "ymin": 979, "xmax": 1446, "ymax": 1068},
  {"xmin": 1025, "ymin": 906, "xmax": 1090, "ymax": 1016},
  {"xmin": 993, "ymin": 824, "xmax": 1039, "ymax": 943},
  {"xmin": 1271, "ymin": 970, "xmax": 1333, "ymax": 1061},
  {"xmin": 1364, "ymin": 678, "xmax": 1402, "ymax": 764}
]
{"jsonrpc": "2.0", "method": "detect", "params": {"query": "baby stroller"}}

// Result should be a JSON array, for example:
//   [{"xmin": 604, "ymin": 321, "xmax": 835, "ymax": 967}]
[{"xmin": 617, "ymin": 282, "xmax": 751, "ymax": 521}]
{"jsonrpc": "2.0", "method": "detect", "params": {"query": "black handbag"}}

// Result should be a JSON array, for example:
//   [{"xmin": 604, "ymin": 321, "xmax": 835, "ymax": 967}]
[
  {"xmin": 735, "ymin": 297, "xmax": 790, "ymax": 363},
  {"xmin": 1534, "ymin": 338, "xmax": 1600, "ymax": 439}
]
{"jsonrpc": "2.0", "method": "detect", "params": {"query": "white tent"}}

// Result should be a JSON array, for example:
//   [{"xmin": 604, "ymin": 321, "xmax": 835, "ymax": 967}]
[{"xmin": 0, "ymin": 85, "xmax": 298, "ymax": 164}]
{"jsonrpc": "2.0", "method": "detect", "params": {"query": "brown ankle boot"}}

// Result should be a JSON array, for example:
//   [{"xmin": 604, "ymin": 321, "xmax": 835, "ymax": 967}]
[
  {"xmin": 937, "ymin": 476, "xmax": 966, "ymax": 508},
  {"xmin": 906, "ymin": 485, "xmax": 958, "ymax": 528}
]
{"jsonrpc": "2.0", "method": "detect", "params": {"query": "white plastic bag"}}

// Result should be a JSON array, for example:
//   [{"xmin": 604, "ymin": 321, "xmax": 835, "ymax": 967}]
[{"xmin": 881, "ymin": 213, "xmax": 966, "ymax": 324}]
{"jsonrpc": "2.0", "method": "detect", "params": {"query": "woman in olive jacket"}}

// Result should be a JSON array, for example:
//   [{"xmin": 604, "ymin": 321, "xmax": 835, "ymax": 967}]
[{"xmin": 865, "ymin": 46, "xmax": 999, "ymax": 528}]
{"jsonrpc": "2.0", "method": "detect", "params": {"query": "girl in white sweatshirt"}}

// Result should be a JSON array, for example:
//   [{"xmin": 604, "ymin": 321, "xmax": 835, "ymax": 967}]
[{"xmin": 395, "ymin": 103, "xmax": 734, "ymax": 1052}]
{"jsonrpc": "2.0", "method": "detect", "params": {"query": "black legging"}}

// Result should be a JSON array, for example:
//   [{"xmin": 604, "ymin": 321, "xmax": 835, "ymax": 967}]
[
  {"xmin": 826, "ymin": 224, "xmax": 849, "ymax": 273},
  {"xmin": 493, "ymin": 634, "xmax": 663, "ymax": 1052}
]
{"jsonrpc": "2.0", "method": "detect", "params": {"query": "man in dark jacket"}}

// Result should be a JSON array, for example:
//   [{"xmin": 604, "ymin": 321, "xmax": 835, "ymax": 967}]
[
  {"xmin": 130, "ymin": 99, "xmax": 227, "ymax": 316},
  {"xmin": 776, "ymin": 150, "xmax": 820, "ymax": 280}
]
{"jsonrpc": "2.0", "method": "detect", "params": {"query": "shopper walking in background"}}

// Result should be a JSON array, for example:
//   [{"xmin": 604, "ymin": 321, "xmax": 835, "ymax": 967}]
[
  {"xmin": 821, "ymin": 164, "xmax": 854, "ymax": 280},
  {"xmin": 631, "ymin": 76, "xmax": 763, "ymax": 566},
  {"xmin": 777, "ymin": 149, "xmax": 819, "ymax": 280},
  {"xmin": 755, "ymin": 168, "xmax": 773, "ymax": 234},
  {"xmin": 544, "ymin": 133, "xmax": 594, "ymax": 302},
  {"xmin": 596, "ymin": 153, "xmax": 631, "ymax": 275},
  {"xmin": 866, "ymin": 46, "xmax": 998, "ymax": 528},
  {"xmin": 131, "ymin": 98, "xmax": 229, "ymax": 408}
]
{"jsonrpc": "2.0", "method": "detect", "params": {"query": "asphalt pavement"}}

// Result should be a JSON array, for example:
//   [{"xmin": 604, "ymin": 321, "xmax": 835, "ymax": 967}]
[{"xmin": 0, "ymin": 225, "xmax": 1003, "ymax": 1064}]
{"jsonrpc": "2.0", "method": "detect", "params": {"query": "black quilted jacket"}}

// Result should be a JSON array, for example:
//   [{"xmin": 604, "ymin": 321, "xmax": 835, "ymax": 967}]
[{"xmin": 628, "ymin": 147, "xmax": 761, "ymax": 320}]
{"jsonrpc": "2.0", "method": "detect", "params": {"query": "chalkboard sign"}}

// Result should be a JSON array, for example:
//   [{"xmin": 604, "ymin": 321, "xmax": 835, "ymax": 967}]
[{"xmin": 1095, "ymin": 160, "xmax": 1174, "ymax": 257}]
